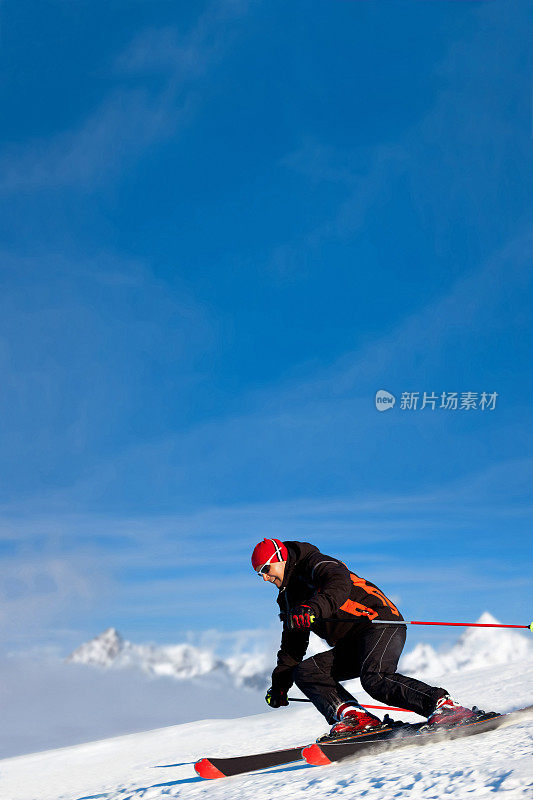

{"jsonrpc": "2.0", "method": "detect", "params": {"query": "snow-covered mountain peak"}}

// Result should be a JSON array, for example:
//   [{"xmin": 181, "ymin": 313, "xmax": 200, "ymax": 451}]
[
  {"xmin": 476, "ymin": 611, "xmax": 499, "ymax": 624},
  {"xmin": 67, "ymin": 630, "xmax": 271, "ymax": 689},
  {"xmin": 68, "ymin": 627, "xmax": 124, "ymax": 667}
]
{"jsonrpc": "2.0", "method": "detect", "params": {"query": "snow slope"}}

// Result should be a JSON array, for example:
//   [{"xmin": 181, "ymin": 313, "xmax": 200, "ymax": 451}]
[{"xmin": 2, "ymin": 656, "xmax": 532, "ymax": 800}]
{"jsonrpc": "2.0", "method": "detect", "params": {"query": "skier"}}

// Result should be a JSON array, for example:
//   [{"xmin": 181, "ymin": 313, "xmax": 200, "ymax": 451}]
[{"xmin": 252, "ymin": 538, "xmax": 477, "ymax": 740}]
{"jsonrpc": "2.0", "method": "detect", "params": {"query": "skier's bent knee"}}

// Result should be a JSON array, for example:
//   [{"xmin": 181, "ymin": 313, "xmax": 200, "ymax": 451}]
[{"xmin": 360, "ymin": 671, "xmax": 385, "ymax": 695}]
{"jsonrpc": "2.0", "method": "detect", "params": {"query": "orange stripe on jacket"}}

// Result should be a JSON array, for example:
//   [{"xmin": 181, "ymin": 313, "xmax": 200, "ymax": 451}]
[
  {"xmin": 348, "ymin": 573, "xmax": 400, "ymax": 617},
  {"xmin": 339, "ymin": 599, "xmax": 378, "ymax": 620}
]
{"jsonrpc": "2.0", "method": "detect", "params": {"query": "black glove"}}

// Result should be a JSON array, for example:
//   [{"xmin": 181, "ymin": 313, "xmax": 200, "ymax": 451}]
[
  {"xmin": 288, "ymin": 604, "xmax": 316, "ymax": 629},
  {"xmin": 265, "ymin": 686, "xmax": 289, "ymax": 708}
]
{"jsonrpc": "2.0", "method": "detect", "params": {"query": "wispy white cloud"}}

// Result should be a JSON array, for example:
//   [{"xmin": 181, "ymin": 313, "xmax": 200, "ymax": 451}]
[
  {"xmin": 2, "ymin": 453, "xmax": 529, "ymax": 553},
  {"xmin": 275, "ymin": 0, "xmax": 530, "ymax": 268},
  {"xmin": 280, "ymin": 136, "xmax": 385, "ymax": 187},
  {"xmin": 248, "ymin": 220, "xmax": 533, "ymax": 408},
  {"xmin": 0, "ymin": 0, "xmax": 252, "ymax": 193},
  {"xmin": 0, "ymin": 555, "xmax": 107, "ymax": 647},
  {"xmin": 0, "ymin": 247, "xmax": 216, "ymax": 491},
  {"xmin": 116, "ymin": 0, "xmax": 249, "ymax": 78},
  {"xmin": 0, "ymin": 453, "xmax": 529, "ymax": 647},
  {"xmin": 0, "ymin": 88, "xmax": 186, "ymax": 192}
]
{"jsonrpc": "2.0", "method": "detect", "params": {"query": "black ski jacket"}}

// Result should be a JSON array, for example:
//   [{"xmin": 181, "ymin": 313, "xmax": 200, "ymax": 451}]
[{"xmin": 271, "ymin": 541, "xmax": 403, "ymax": 692}]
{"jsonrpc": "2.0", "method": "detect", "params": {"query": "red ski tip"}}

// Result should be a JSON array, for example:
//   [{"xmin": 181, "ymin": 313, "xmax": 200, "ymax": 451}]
[
  {"xmin": 302, "ymin": 744, "xmax": 332, "ymax": 766},
  {"xmin": 194, "ymin": 758, "xmax": 226, "ymax": 779}
]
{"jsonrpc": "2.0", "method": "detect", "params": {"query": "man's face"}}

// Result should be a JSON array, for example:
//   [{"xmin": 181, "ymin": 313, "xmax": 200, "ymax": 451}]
[{"xmin": 260, "ymin": 560, "xmax": 286, "ymax": 588}]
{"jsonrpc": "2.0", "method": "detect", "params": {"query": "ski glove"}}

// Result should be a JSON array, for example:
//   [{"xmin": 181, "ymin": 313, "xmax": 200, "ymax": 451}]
[
  {"xmin": 289, "ymin": 604, "xmax": 316, "ymax": 629},
  {"xmin": 265, "ymin": 686, "xmax": 289, "ymax": 708}
]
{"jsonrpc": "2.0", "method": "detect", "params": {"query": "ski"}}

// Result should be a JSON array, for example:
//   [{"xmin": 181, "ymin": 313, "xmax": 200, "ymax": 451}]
[
  {"xmin": 193, "ymin": 723, "xmax": 394, "ymax": 779},
  {"xmin": 302, "ymin": 705, "xmax": 533, "ymax": 766},
  {"xmin": 194, "ymin": 744, "xmax": 304, "ymax": 778},
  {"xmin": 194, "ymin": 706, "xmax": 533, "ymax": 778}
]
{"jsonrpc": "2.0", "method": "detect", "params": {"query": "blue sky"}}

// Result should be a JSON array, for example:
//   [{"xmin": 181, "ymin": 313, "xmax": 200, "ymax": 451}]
[{"xmin": 0, "ymin": 0, "xmax": 531, "ymax": 655}]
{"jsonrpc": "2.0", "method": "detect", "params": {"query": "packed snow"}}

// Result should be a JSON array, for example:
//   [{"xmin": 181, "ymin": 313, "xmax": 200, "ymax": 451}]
[{"xmin": 1, "ymin": 617, "xmax": 532, "ymax": 800}]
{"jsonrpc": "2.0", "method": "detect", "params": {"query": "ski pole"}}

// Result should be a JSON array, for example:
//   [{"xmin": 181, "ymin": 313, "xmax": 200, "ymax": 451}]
[
  {"xmin": 288, "ymin": 697, "xmax": 412, "ymax": 712},
  {"xmin": 312, "ymin": 617, "xmax": 533, "ymax": 631},
  {"xmin": 373, "ymin": 619, "xmax": 533, "ymax": 630}
]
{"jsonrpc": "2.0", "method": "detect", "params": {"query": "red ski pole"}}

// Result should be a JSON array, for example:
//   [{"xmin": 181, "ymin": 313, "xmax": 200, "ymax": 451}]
[
  {"xmin": 370, "ymin": 620, "xmax": 533, "ymax": 631},
  {"xmin": 314, "ymin": 618, "xmax": 533, "ymax": 631}
]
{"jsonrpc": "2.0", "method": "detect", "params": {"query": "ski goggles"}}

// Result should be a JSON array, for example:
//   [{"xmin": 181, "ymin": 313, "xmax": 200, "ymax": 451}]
[{"xmin": 255, "ymin": 552, "xmax": 278, "ymax": 576}]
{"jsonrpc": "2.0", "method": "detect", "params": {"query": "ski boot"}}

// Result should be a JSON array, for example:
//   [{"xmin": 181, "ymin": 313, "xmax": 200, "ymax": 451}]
[
  {"xmin": 426, "ymin": 694, "xmax": 478, "ymax": 728},
  {"xmin": 317, "ymin": 703, "xmax": 383, "ymax": 743}
]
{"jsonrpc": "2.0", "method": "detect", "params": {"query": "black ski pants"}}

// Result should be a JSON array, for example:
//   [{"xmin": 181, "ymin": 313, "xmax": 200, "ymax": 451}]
[{"xmin": 293, "ymin": 624, "xmax": 446, "ymax": 724}]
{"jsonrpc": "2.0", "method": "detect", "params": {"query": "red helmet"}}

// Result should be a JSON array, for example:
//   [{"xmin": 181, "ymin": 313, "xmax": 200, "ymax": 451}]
[{"xmin": 251, "ymin": 538, "xmax": 288, "ymax": 572}]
